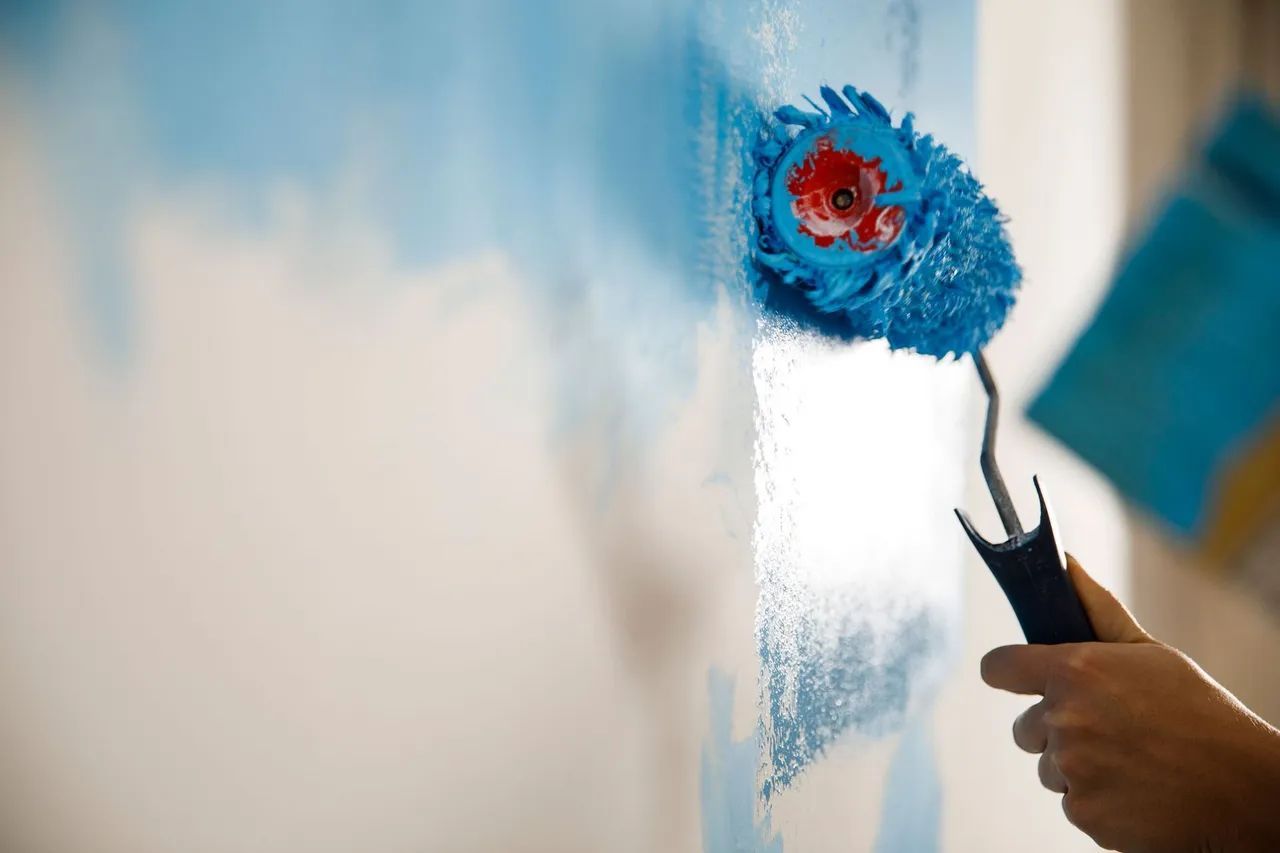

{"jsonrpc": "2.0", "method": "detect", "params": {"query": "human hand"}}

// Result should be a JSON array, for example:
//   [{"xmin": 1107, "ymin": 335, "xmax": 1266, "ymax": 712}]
[{"xmin": 981, "ymin": 556, "xmax": 1280, "ymax": 852}]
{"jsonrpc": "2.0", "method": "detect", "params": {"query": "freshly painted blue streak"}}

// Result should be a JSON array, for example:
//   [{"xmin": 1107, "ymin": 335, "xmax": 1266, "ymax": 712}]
[{"xmin": 702, "ymin": 670, "xmax": 785, "ymax": 853}]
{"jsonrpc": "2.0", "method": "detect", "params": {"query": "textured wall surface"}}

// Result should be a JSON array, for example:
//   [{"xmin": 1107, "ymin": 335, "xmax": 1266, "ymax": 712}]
[{"xmin": 0, "ymin": 2, "xmax": 1080, "ymax": 851}]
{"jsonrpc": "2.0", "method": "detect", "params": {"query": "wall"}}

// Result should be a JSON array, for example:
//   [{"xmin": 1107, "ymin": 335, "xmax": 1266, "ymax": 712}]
[
  {"xmin": 0, "ymin": 1, "xmax": 1121, "ymax": 851},
  {"xmin": 938, "ymin": 2, "xmax": 1127, "ymax": 850}
]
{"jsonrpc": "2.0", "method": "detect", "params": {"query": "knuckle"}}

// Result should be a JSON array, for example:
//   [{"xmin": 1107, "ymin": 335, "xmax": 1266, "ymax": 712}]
[
  {"xmin": 1165, "ymin": 644, "xmax": 1200, "ymax": 673},
  {"xmin": 1043, "ymin": 706, "xmax": 1090, "ymax": 740},
  {"xmin": 1041, "ymin": 706, "xmax": 1069, "ymax": 730},
  {"xmin": 1051, "ymin": 645, "xmax": 1113, "ymax": 694},
  {"xmin": 1060, "ymin": 645, "xmax": 1096, "ymax": 678},
  {"xmin": 1051, "ymin": 748, "xmax": 1082, "ymax": 780}
]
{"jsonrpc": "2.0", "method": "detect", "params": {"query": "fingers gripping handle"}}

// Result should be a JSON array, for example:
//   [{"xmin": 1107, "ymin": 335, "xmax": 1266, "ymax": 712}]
[{"xmin": 957, "ymin": 478, "xmax": 1097, "ymax": 645}]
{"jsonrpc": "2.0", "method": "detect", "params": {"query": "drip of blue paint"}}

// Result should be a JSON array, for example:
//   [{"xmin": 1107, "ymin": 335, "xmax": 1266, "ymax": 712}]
[{"xmin": 751, "ymin": 84, "xmax": 1019, "ymax": 358}]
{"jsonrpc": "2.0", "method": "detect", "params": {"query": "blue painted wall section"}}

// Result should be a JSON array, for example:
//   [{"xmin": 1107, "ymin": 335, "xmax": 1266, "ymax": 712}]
[
  {"xmin": 0, "ymin": 0, "xmax": 765, "ymax": 428},
  {"xmin": 702, "ymin": 669, "xmax": 785, "ymax": 853}
]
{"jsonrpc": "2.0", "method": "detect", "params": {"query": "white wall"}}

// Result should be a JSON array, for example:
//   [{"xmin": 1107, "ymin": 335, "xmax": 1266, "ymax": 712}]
[{"xmin": 931, "ymin": 2, "xmax": 1128, "ymax": 851}]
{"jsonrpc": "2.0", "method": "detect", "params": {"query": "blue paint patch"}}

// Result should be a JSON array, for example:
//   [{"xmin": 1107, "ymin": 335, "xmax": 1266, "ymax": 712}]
[
  {"xmin": 873, "ymin": 713, "xmax": 942, "ymax": 853},
  {"xmin": 0, "ymin": 0, "xmax": 768, "ymax": 410},
  {"xmin": 701, "ymin": 668, "xmax": 784, "ymax": 853},
  {"xmin": 758, "ymin": 603, "xmax": 942, "ymax": 797}
]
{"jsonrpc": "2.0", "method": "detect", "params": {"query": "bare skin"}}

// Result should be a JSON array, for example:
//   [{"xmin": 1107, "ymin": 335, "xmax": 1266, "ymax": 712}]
[{"xmin": 981, "ymin": 556, "xmax": 1280, "ymax": 852}]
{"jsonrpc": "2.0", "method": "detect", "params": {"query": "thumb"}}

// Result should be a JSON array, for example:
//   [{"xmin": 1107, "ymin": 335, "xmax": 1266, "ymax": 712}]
[{"xmin": 1066, "ymin": 554, "xmax": 1151, "ymax": 643}]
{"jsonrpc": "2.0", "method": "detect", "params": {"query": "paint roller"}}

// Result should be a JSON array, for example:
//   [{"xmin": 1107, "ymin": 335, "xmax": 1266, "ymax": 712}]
[{"xmin": 751, "ymin": 85, "xmax": 1095, "ymax": 645}]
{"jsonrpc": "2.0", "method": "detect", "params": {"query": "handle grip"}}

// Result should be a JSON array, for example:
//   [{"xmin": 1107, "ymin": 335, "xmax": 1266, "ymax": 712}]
[{"xmin": 956, "ymin": 478, "xmax": 1096, "ymax": 645}]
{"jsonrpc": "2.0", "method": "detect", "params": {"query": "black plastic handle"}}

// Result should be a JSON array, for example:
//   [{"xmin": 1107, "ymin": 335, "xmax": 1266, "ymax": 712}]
[{"xmin": 956, "ymin": 477, "xmax": 1096, "ymax": 645}]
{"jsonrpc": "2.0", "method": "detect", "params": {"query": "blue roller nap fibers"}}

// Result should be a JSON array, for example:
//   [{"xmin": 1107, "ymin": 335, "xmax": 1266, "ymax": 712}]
[{"xmin": 751, "ymin": 84, "xmax": 1020, "ymax": 358}]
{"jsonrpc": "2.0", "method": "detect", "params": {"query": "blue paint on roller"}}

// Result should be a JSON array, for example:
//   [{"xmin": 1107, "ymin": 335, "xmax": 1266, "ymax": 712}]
[{"xmin": 750, "ymin": 85, "xmax": 1019, "ymax": 358}]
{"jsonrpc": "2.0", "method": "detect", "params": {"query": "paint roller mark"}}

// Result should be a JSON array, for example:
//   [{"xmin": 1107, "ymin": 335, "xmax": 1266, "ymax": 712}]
[
  {"xmin": 750, "ymin": 322, "xmax": 967, "ymax": 799},
  {"xmin": 757, "ymin": 603, "xmax": 941, "ymax": 797},
  {"xmin": 701, "ymin": 668, "xmax": 784, "ymax": 853}
]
